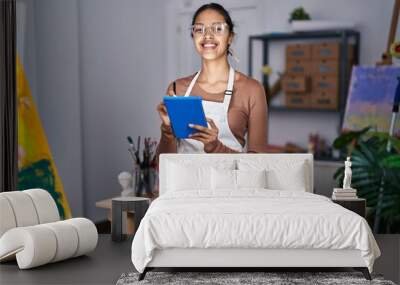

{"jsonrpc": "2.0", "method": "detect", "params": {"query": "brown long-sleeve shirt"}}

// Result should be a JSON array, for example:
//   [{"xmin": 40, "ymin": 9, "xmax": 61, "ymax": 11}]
[{"xmin": 156, "ymin": 71, "xmax": 268, "ymax": 157}]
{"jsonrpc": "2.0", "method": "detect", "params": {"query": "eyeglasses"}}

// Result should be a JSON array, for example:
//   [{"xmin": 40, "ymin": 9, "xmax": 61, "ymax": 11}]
[{"xmin": 191, "ymin": 22, "xmax": 229, "ymax": 37}]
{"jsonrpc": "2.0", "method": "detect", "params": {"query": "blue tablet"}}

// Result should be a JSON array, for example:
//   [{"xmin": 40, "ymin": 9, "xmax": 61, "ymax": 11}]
[{"xmin": 163, "ymin": 96, "xmax": 208, "ymax": 139}]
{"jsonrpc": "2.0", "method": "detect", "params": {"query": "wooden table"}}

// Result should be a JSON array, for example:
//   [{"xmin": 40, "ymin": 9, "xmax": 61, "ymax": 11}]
[
  {"xmin": 95, "ymin": 197, "xmax": 136, "ymax": 234},
  {"xmin": 111, "ymin": 197, "xmax": 150, "ymax": 241}
]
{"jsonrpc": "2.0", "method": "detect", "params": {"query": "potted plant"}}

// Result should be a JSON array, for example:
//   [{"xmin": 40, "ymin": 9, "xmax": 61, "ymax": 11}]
[
  {"xmin": 289, "ymin": 7, "xmax": 311, "ymax": 23},
  {"xmin": 333, "ymin": 127, "xmax": 400, "ymax": 234}
]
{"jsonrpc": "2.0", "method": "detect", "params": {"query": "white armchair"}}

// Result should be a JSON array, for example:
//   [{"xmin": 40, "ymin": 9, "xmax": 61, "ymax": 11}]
[{"xmin": 0, "ymin": 189, "xmax": 98, "ymax": 269}]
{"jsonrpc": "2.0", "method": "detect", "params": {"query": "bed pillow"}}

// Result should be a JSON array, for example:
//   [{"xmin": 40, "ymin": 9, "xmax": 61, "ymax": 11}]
[
  {"xmin": 167, "ymin": 162, "xmax": 210, "ymax": 191},
  {"xmin": 266, "ymin": 166, "xmax": 306, "ymax": 191},
  {"xmin": 236, "ymin": 169, "xmax": 267, "ymax": 189},
  {"xmin": 167, "ymin": 160, "xmax": 236, "ymax": 192},
  {"xmin": 238, "ymin": 159, "xmax": 308, "ymax": 191},
  {"xmin": 211, "ymin": 168, "xmax": 236, "ymax": 190},
  {"xmin": 211, "ymin": 168, "xmax": 268, "ymax": 190}
]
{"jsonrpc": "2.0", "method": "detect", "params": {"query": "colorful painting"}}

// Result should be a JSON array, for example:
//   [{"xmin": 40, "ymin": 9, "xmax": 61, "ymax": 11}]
[
  {"xmin": 17, "ymin": 56, "xmax": 72, "ymax": 219},
  {"xmin": 343, "ymin": 66, "xmax": 400, "ymax": 137}
]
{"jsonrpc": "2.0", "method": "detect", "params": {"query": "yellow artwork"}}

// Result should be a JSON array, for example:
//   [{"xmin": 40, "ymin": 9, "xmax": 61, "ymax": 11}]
[{"xmin": 17, "ymin": 56, "xmax": 71, "ymax": 219}]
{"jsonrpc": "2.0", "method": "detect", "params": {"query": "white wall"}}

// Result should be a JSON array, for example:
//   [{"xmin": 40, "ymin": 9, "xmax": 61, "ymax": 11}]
[
  {"xmin": 33, "ymin": 0, "xmax": 84, "ymax": 217},
  {"xmin": 78, "ymin": 0, "xmax": 166, "ymax": 219},
  {"xmin": 19, "ymin": 0, "xmax": 397, "ymax": 221},
  {"xmin": 16, "ymin": 0, "xmax": 37, "ymax": 102},
  {"xmin": 16, "ymin": 0, "xmax": 83, "ymax": 216}
]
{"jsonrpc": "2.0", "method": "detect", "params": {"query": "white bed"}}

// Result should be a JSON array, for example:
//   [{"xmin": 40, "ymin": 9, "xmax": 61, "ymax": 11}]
[{"xmin": 131, "ymin": 154, "xmax": 380, "ymax": 280}]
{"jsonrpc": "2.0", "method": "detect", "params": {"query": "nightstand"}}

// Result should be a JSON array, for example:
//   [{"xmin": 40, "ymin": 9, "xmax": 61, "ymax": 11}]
[
  {"xmin": 95, "ymin": 197, "xmax": 136, "ymax": 234},
  {"xmin": 111, "ymin": 197, "xmax": 150, "ymax": 241},
  {"xmin": 332, "ymin": 198, "xmax": 366, "ymax": 218}
]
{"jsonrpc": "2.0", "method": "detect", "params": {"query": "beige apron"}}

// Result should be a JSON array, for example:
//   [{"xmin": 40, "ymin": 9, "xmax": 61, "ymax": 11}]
[{"xmin": 176, "ymin": 66, "xmax": 245, "ymax": 153}]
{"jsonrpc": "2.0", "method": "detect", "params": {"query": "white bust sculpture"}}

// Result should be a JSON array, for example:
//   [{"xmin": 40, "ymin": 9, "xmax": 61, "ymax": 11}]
[
  {"xmin": 118, "ymin": 171, "xmax": 135, "ymax": 197},
  {"xmin": 343, "ymin": 157, "xmax": 353, "ymax": 190}
]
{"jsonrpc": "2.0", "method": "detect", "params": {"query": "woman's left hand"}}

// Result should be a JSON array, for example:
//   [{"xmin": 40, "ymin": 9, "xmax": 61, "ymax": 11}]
[{"xmin": 188, "ymin": 117, "xmax": 220, "ymax": 152}]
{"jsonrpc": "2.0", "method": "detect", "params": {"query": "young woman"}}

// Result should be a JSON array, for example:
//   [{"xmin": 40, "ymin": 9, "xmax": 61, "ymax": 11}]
[{"xmin": 156, "ymin": 3, "xmax": 267, "ymax": 156}]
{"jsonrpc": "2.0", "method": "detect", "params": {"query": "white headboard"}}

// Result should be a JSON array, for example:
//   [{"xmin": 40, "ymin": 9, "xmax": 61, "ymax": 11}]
[{"xmin": 159, "ymin": 153, "xmax": 314, "ymax": 195}]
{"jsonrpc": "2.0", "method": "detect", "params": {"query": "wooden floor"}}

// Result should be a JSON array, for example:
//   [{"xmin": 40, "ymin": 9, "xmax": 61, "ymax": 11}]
[{"xmin": 0, "ymin": 234, "xmax": 399, "ymax": 284}]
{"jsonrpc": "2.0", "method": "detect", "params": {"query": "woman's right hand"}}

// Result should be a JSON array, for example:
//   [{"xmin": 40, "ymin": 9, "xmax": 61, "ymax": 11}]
[
  {"xmin": 157, "ymin": 86, "xmax": 175, "ymax": 127},
  {"xmin": 157, "ymin": 102, "xmax": 170, "ymax": 127}
]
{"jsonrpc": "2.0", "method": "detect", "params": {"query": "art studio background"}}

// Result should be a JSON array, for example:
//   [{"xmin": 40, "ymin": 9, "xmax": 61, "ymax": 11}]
[{"xmin": 16, "ymin": 0, "xmax": 400, "ymax": 233}]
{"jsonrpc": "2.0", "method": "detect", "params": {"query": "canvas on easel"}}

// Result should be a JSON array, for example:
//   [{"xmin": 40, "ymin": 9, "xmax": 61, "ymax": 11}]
[{"xmin": 342, "ymin": 66, "xmax": 400, "ymax": 137}]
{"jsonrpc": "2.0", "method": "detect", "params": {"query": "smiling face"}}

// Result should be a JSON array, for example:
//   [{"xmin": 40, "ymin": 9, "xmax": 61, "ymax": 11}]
[{"xmin": 192, "ymin": 9, "xmax": 233, "ymax": 62}]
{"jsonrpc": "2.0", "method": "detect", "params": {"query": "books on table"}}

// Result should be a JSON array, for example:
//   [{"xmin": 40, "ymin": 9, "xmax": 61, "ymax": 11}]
[{"xmin": 332, "ymin": 188, "xmax": 358, "ymax": 200}]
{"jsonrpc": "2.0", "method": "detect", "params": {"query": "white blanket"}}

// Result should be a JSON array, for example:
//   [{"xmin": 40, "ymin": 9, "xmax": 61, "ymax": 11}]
[{"xmin": 131, "ymin": 190, "xmax": 380, "ymax": 273}]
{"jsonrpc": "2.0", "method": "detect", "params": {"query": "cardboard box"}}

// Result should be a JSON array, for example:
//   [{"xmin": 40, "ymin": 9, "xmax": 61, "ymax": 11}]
[
  {"xmin": 312, "ymin": 60, "xmax": 339, "ymax": 76},
  {"xmin": 282, "ymin": 75, "xmax": 309, "ymax": 93},
  {"xmin": 286, "ymin": 44, "xmax": 311, "ymax": 60},
  {"xmin": 312, "ymin": 75, "xmax": 338, "ymax": 93},
  {"xmin": 311, "ymin": 92, "xmax": 338, "ymax": 110},
  {"xmin": 286, "ymin": 60, "xmax": 312, "ymax": 75},
  {"xmin": 285, "ymin": 93, "xmax": 310, "ymax": 109},
  {"xmin": 312, "ymin": 42, "xmax": 355, "ymax": 60}
]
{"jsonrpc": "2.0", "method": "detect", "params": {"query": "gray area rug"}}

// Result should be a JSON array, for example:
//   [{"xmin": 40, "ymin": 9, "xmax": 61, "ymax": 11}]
[{"xmin": 116, "ymin": 271, "xmax": 396, "ymax": 285}]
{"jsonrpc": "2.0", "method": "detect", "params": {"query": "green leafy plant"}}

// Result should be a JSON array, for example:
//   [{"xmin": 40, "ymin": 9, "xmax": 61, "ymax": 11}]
[
  {"xmin": 333, "ymin": 128, "xmax": 400, "ymax": 233},
  {"xmin": 289, "ymin": 7, "xmax": 311, "ymax": 23}
]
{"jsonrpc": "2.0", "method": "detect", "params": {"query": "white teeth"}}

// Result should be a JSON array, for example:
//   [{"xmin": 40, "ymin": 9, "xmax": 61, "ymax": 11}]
[{"xmin": 203, "ymin": 44, "xmax": 216, "ymax": 48}]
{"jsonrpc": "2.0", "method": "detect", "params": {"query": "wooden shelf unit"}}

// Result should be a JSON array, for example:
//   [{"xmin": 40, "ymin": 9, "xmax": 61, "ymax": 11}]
[{"xmin": 248, "ymin": 29, "xmax": 360, "ymax": 129}]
